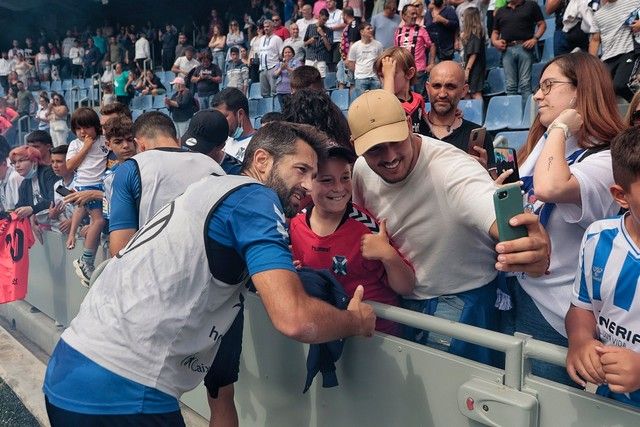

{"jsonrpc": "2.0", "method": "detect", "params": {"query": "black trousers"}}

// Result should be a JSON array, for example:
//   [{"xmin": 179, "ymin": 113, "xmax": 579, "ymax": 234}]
[{"xmin": 604, "ymin": 51, "xmax": 637, "ymax": 102}]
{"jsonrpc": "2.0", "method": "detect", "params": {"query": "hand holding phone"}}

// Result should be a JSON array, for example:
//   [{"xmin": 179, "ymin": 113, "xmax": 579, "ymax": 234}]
[
  {"xmin": 494, "ymin": 147, "xmax": 520, "ymax": 185},
  {"xmin": 467, "ymin": 127, "xmax": 486, "ymax": 155},
  {"xmin": 55, "ymin": 186, "xmax": 74, "ymax": 197},
  {"xmin": 494, "ymin": 183, "xmax": 528, "ymax": 242}
]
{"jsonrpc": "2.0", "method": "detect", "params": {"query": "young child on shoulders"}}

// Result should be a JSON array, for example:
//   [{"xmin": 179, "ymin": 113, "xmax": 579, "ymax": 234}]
[
  {"xmin": 375, "ymin": 46, "xmax": 427, "ymax": 134},
  {"xmin": 289, "ymin": 144, "xmax": 415, "ymax": 336},
  {"xmin": 65, "ymin": 107, "xmax": 108, "ymax": 286},
  {"xmin": 566, "ymin": 127, "xmax": 640, "ymax": 407}
]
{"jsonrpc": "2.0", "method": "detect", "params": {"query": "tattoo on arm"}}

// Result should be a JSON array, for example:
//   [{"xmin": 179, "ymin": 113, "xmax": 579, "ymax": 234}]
[{"xmin": 546, "ymin": 156, "xmax": 553, "ymax": 172}]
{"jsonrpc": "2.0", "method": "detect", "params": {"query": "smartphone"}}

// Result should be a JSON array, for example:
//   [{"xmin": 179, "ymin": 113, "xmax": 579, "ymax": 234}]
[
  {"xmin": 467, "ymin": 127, "xmax": 486, "ymax": 154},
  {"xmin": 494, "ymin": 147, "xmax": 520, "ymax": 184},
  {"xmin": 494, "ymin": 183, "xmax": 528, "ymax": 242},
  {"xmin": 55, "ymin": 186, "xmax": 73, "ymax": 197}
]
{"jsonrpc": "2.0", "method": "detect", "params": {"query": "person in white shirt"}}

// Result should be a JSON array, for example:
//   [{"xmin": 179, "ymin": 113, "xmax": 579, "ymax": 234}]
[
  {"xmin": 0, "ymin": 51, "xmax": 11, "ymax": 94},
  {"xmin": 348, "ymin": 90, "xmax": 550, "ymax": 365},
  {"xmin": 347, "ymin": 22, "xmax": 384, "ymax": 91},
  {"xmin": 284, "ymin": 23, "xmax": 306, "ymax": 61},
  {"xmin": 0, "ymin": 138, "xmax": 23, "ymax": 212},
  {"xmin": 257, "ymin": 20, "xmax": 284, "ymax": 97},
  {"xmin": 171, "ymin": 46, "xmax": 200, "ymax": 79},
  {"xmin": 326, "ymin": 0, "xmax": 346, "ymax": 68},
  {"xmin": 134, "ymin": 33, "xmax": 151, "ymax": 72},
  {"xmin": 296, "ymin": 4, "xmax": 318, "ymax": 46},
  {"xmin": 68, "ymin": 39, "xmax": 85, "ymax": 79}
]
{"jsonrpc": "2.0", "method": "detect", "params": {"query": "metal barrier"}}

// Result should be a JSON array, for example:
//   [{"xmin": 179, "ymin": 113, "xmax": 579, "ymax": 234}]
[
  {"xmin": 142, "ymin": 58, "xmax": 152, "ymax": 75},
  {"xmin": 16, "ymin": 115, "xmax": 31, "ymax": 147},
  {"xmin": 90, "ymin": 73, "xmax": 102, "ymax": 108}
]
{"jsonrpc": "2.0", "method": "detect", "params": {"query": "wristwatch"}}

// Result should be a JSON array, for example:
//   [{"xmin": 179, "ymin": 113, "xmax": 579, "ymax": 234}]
[{"xmin": 548, "ymin": 122, "xmax": 570, "ymax": 140}]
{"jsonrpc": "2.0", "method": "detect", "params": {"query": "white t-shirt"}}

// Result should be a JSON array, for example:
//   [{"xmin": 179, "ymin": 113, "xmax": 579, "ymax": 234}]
[
  {"xmin": 66, "ymin": 135, "xmax": 108, "ymax": 187},
  {"xmin": 592, "ymin": 0, "xmax": 637, "ymax": 61},
  {"xmin": 223, "ymin": 134, "xmax": 254, "ymax": 162},
  {"xmin": 0, "ymin": 58, "xmax": 11, "ymax": 76},
  {"xmin": 69, "ymin": 47, "xmax": 84, "ymax": 65},
  {"xmin": 0, "ymin": 163, "xmax": 23, "ymax": 211},
  {"xmin": 134, "ymin": 37, "xmax": 150, "ymax": 60},
  {"xmin": 327, "ymin": 8, "xmax": 345, "ymax": 43},
  {"xmin": 257, "ymin": 34, "xmax": 284, "ymax": 70},
  {"xmin": 173, "ymin": 56, "xmax": 200, "ymax": 78},
  {"xmin": 352, "ymin": 135, "xmax": 498, "ymax": 300},
  {"xmin": 348, "ymin": 39, "xmax": 384, "ymax": 79},
  {"xmin": 284, "ymin": 36, "xmax": 306, "ymax": 60},
  {"xmin": 518, "ymin": 135, "xmax": 618, "ymax": 337},
  {"xmin": 296, "ymin": 18, "xmax": 318, "ymax": 42}
]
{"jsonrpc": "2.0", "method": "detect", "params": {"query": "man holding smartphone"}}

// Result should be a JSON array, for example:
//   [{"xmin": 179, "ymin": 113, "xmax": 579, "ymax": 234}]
[
  {"xmin": 419, "ymin": 61, "xmax": 495, "ymax": 170},
  {"xmin": 348, "ymin": 90, "xmax": 549, "ymax": 366}
]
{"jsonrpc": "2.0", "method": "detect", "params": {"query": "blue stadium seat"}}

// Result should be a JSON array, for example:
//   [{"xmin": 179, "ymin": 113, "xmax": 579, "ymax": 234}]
[
  {"xmin": 539, "ymin": 39, "xmax": 554, "ymax": 63},
  {"xmin": 515, "ymin": 95, "xmax": 537, "ymax": 130},
  {"xmin": 531, "ymin": 62, "xmax": 545, "ymax": 89},
  {"xmin": 50, "ymin": 80, "xmax": 62, "ymax": 92},
  {"xmin": 84, "ymin": 77, "xmax": 95, "ymax": 88},
  {"xmin": 495, "ymin": 130, "xmax": 529, "ymax": 152},
  {"xmin": 73, "ymin": 79, "xmax": 86, "ymax": 89},
  {"xmin": 253, "ymin": 117, "xmax": 262, "ymax": 129},
  {"xmin": 484, "ymin": 95, "xmax": 523, "ymax": 131},
  {"xmin": 256, "ymin": 97, "xmax": 274, "ymax": 117},
  {"xmin": 486, "ymin": 46, "xmax": 502, "ymax": 70},
  {"xmin": 330, "ymin": 89, "xmax": 350, "ymax": 110},
  {"xmin": 351, "ymin": 87, "xmax": 364, "ymax": 102},
  {"xmin": 62, "ymin": 79, "xmax": 73, "ymax": 91},
  {"xmin": 324, "ymin": 72, "xmax": 337, "ymax": 90},
  {"xmin": 248, "ymin": 99, "xmax": 259, "ymax": 118},
  {"xmin": 152, "ymin": 95, "xmax": 166, "ymax": 109},
  {"xmin": 157, "ymin": 108, "xmax": 170, "ymax": 116},
  {"xmin": 132, "ymin": 109, "xmax": 143, "ymax": 121},
  {"xmin": 540, "ymin": 18, "xmax": 555, "ymax": 41},
  {"xmin": 273, "ymin": 95, "xmax": 282, "ymax": 112},
  {"xmin": 39, "ymin": 81, "xmax": 51, "ymax": 91},
  {"xmin": 131, "ymin": 95, "xmax": 153, "ymax": 111},
  {"xmin": 248, "ymin": 82, "xmax": 262, "ymax": 99},
  {"xmin": 484, "ymin": 68, "xmax": 506, "ymax": 97},
  {"xmin": 458, "ymin": 99, "xmax": 484, "ymax": 125}
]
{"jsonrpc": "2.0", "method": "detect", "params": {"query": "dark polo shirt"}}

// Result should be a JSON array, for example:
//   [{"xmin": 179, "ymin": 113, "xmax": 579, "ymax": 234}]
[{"xmin": 494, "ymin": 1, "xmax": 544, "ymax": 42}]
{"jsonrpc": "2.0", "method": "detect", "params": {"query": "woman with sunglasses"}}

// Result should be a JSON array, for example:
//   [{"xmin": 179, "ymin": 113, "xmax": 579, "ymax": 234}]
[
  {"xmin": 47, "ymin": 92, "xmax": 69, "ymax": 147},
  {"xmin": 225, "ymin": 20, "xmax": 245, "ymax": 62},
  {"xmin": 504, "ymin": 52, "xmax": 626, "ymax": 386}
]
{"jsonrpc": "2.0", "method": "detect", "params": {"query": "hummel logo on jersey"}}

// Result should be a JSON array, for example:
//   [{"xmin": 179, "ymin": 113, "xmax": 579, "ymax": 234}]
[
  {"xmin": 273, "ymin": 204, "xmax": 289, "ymax": 242},
  {"xmin": 592, "ymin": 266, "xmax": 604, "ymax": 282},
  {"xmin": 333, "ymin": 255, "xmax": 347, "ymax": 275},
  {"xmin": 348, "ymin": 206, "xmax": 379, "ymax": 232}
]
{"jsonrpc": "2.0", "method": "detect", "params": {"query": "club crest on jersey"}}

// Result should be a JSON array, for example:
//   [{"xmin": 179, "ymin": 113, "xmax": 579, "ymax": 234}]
[{"xmin": 333, "ymin": 255, "xmax": 347, "ymax": 276}]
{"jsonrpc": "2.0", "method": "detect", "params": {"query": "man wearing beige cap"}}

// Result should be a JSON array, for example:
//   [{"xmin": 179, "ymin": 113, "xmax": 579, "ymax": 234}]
[{"xmin": 348, "ymin": 89, "xmax": 549, "ymax": 364}]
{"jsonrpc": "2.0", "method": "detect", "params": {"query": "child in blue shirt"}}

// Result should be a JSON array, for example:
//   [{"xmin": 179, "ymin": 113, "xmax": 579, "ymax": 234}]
[{"xmin": 566, "ymin": 127, "xmax": 640, "ymax": 407}]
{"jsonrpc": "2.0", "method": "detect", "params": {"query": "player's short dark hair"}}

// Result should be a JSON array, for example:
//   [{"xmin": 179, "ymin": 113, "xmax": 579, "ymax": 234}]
[
  {"xmin": 319, "ymin": 8, "xmax": 329, "ymax": 18},
  {"xmin": 100, "ymin": 101, "xmax": 131, "ymax": 119},
  {"xmin": 104, "ymin": 116, "xmax": 134, "ymax": 141},
  {"xmin": 241, "ymin": 122, "xmax": 328, "ymax": 172},
  {"xmin": 260, "ymin": 112, "xmax": 284, "ymax": 124},
  {"xmin": 611, "ymin": 127, "xmax": 640, "ymax": 190},
  {"xmin": 26, "ymin": 130, "xmax": 53, "ymax": 146},
  {"xmin": 229, "ymin": 46, "xmax": 240, "ymax": 55},
  {"xmin": 71, "ymin": 107, "xmax": 102, "ymax": 135},
  {"xmin": 50, "ymin": 144, "xmax": 69, "ymax": 156},
  {"xmin": 133, "ymin": 111, "xmax": 177, "ymax": 140},
  {"xmin": 212, "ymin": 87, "xmax": 250, "ymax": 116},
  {"xmin": 290, "ymin": 66, "xmax": 323, "ymax": 92}
]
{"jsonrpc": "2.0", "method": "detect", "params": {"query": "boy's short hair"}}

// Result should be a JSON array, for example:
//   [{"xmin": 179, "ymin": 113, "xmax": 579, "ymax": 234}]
[
  {"xmin": 50, "ymin": 144, "xmax": 69, "ymax": 156},
  {"xmin": 100, "ymin": 101, "xmax": 131, "ymax": 119},
  {"xmin": 611, "ymin": 127, "xmax": 640, "ymax": 190},
  {"xmin": 319, "ymin": 8, "xmax": 329, "ymax": 18},
  {"xmin": 359, "ymin": 21, "xmax": 371, "ymax": 32},
  {"xmin": 71, "ymin": 107, "xmax": 103, "ymax": 135},
  {"xmin": 26, "ymin": 130, "xmax": 53, "ymax": 146},
  {"xmin": 212, "ymin": 87, "xmax": 249, "ymax": 115},
  {"xmin": 104, "ymin": 116, "xmax": 134, "ymax": 141},
  {"xmin": 374, "ymin": 46, "xmax": 417, "ymax": 85},
  {"xmin": 133, "ymin": 111, "xmax": 177, "ymax": 140},
  {"xmin": 290, "ymin": 66, "xmax": 323, "ymax": 92},
  {"xmin": 229, "ymin": 46, "xmax": 240, "ymax": 55},
  {"xmin": 260, "ymin": 112, "xmax": 284, "ymax": 124}
]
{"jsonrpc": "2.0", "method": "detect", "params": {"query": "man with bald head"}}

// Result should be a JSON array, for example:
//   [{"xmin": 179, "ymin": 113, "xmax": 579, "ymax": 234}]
[{"xmin": 419, "ymin": 60, "xmax": 494, "ymax": 169}]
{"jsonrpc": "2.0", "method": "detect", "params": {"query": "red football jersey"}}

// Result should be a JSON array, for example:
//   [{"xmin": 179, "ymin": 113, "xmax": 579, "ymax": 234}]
[
  {"xmin": 400, "ymin": 91, "xmax": 426, "ymax": 134},
  {"xmin": 290, "ymin": 203, "xmax": 403, "ymax": 335},
  {"xmin": 0, "ymin": 213, "xmax": 35, "ymax": 304}
]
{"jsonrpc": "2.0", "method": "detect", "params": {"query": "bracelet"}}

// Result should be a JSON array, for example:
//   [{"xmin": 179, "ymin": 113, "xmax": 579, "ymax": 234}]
[{"xmin": 548, "ymin": 122, "xmax": 570, "ymax": 140}]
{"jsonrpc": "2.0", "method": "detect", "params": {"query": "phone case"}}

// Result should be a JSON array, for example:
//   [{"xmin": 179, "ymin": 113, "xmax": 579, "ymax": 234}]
[
  {"xmin": 494, "ymin": 147, "xmax": 520, "ymax": 184},
  {"xmin": 493, "ymin": 184, "xmax": 528, "ymax": 242}
]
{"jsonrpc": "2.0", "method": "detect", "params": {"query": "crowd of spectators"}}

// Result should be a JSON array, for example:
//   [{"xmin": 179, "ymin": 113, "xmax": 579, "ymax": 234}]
[{"xmin": 2, "ymin": 0, "xmax": 640, "ymax": 421}]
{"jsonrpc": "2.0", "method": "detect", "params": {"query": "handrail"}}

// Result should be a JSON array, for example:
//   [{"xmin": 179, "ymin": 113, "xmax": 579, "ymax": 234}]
[
  {"xmin": 17, "ymin": 115, "xmax": 31, "ymax": 146},
  {"xmin": 368, "ymin": 301, "xmax": 524, "ymax": 390},
  {"xmin": 91, "ymin": 72, "xmax": 102, "ymax": 108},
  {"xmin": 143, "ymin": 58, "xmax": 152, "ymax": 75},
  {"xmin": 518, "ymin": 332, "xmax": 568, "ymax": 367}
]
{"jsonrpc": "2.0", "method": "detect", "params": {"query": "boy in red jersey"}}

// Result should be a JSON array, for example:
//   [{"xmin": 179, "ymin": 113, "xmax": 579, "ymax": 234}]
[{"xmin": 289, "ymin": 144, "xmax": 415, "ymax": 335}]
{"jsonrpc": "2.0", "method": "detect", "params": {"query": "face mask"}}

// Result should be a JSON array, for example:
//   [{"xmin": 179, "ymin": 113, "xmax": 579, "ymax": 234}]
[
  {"xmin": 232, "ymin": 112, "xmax": 243, "ymax": 139},
  {"xmin": 24, "ymin": 165, "xmax": 37, "ymax": 180}
]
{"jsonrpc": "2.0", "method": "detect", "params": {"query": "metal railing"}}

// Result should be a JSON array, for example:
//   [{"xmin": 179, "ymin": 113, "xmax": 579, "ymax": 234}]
[
  {"xmin": 142, "ymin": 58, "xmax": 152, "ymax": 75},
  {"xmin": 16, "ymin": 115, "xmax": 31, "ymax": 146},
  {"xmin": 369, "ymin": 301, "xmax": 568, "ymax": 391}
]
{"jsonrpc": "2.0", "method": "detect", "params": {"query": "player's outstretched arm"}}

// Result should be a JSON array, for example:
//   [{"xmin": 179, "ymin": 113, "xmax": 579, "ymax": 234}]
[{"xmin": 253, "ymin": 269, "xmax": 376, "ymax": 343}]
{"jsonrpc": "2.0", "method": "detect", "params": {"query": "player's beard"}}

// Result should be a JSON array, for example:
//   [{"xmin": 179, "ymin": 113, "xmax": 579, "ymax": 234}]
[{"xmin": 265, "ymin": 168, "xmax": 304, "ymax": 218}]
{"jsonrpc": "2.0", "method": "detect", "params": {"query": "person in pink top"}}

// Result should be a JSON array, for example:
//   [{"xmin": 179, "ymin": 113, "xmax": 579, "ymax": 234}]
[
  {"xmin": 394, "ymin": 4, "xmax": 435, "ymax": 95},
  {"xmin": 313, "ymin": 0, "xmax": 328, "ymax": 17}
]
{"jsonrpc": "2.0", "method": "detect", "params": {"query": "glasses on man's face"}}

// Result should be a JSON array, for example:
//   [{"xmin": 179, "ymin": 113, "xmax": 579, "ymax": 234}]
[
  {"xmin": 632, "ymin": 109, "xmax": 640, "ymax": 125},
  {"xmin": 537, "ymin": 79, "xmax": 574, "ymax": 95}
]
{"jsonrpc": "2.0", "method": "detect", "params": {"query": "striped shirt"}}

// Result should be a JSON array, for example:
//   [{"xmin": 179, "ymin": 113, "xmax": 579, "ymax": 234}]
[
  {"xmin": 592, "ymin": 0, "xmax": 637, "ymax": 61},
  {"xmin": 304, "ymin": 24, "xmax": 333, "ymax": 63}
]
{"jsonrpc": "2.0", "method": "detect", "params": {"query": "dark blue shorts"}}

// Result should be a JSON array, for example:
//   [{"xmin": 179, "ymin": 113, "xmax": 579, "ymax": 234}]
[
  {"xmin": 45, "ymin": 397, "xmax": 185, "ymax": 427},
  {"xmin": 75, "ymin": 184, "xmax": 104, "ymax": 211},
  {"xmin": 203, "ymin": 307, "xmax": 244, "ymax": 399}
]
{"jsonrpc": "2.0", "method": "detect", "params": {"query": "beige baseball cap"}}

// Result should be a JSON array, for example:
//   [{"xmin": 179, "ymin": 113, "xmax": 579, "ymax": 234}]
[{"xmin": 347, "ymin": 90, "xmax": 409, "ymax": 156}]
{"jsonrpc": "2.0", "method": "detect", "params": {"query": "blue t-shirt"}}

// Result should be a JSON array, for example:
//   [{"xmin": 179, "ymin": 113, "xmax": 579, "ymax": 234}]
[{"xmin": 44, "ymin": 184, "xmax": 295, "ymax": 414}]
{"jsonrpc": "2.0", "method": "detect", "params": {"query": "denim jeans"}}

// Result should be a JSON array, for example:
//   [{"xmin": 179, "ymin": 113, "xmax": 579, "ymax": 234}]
[
  {"xmin": 212, "ymin": 50, "xmax": 226, "ymax": 74},
  {"xmin": 401, "ymin": 277, "xmax": 501, "ymax": 367},
  {"xmin": 502, "ymin": 44, "xmax": 534, "ymax": 101},
  {"xmin": 354, "ymin": 77, "xmax": 380, "ymax": 92},
  {"xmin": 196, "ymin": 93, "xmax": 215, "ymax": 110},
  {"xmin": 336, "ymin": 60, "xmax": 354, "ymax": 87}
]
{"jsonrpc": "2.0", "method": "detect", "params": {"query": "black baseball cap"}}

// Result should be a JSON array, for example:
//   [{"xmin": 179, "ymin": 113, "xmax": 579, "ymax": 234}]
[
  {"xmin": 181, "ymin": 110, "xmax": 229, "ymax": 154},
  {"xmin": 326, "ymin": 139, "xmax": 357, "ymax": 163}
]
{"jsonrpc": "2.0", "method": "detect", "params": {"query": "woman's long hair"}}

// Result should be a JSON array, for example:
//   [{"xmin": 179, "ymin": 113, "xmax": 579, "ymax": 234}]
[{"xmin": 519, "ymin": 52, "xmax": 626, "ymax": 163}]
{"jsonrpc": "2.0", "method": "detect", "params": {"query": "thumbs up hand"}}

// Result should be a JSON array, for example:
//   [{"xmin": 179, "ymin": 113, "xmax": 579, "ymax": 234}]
[
  {"xmin": 347, "ymin": 285, "xmax": 376, "ymax": 337},
  {"xmin": 361, "ymin": 219, "xmax": 395, "ymax": 262}
]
